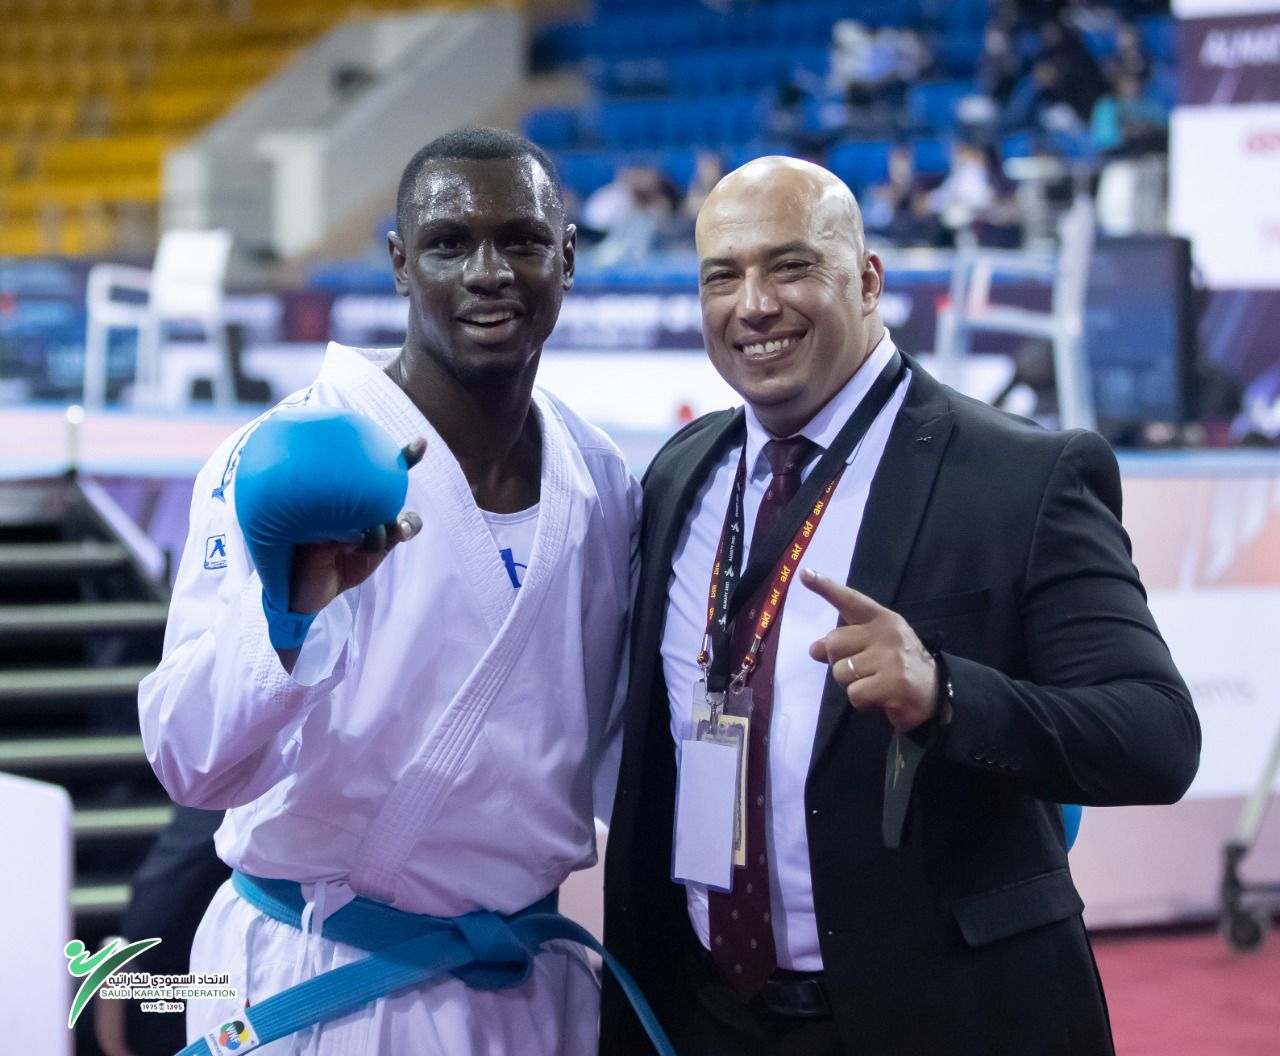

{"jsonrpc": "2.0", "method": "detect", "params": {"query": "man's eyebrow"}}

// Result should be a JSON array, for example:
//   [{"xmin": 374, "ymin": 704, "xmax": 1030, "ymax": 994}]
[
  {"xmin": 699, "ymin": 256, "xmax": 738, "ymax": 272},
  {"xmin": 416, "ymin": 219, "xmax": 468, "ymax": 235},
  {"xmin": 500, "ymin": 217, "xmax": 557, "ymax": 236}
]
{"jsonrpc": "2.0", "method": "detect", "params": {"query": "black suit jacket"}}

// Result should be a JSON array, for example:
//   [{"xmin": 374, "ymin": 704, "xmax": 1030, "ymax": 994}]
[{"xmin": 602, "ymin": 356, "xmax": 1199, "ymax": 1056}]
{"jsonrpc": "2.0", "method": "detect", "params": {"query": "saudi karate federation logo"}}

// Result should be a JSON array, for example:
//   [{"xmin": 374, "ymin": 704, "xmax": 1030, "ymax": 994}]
[
  {"xmin": 64, "ymin": 936, "xmax": 240, "ymax": 1028},
  {"xmin": 64, "ymin": 936, "xmax": 161, "ymax": 1027}
]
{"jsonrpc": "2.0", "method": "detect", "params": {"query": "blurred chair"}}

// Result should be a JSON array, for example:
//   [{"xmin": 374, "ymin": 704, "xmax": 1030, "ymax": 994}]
[
  {"xmin": 934, "ymin": 195, "xmax": 1097, "ymax": 430},
  {"xmin": 83, "ymin": 228, "xmax": 235, "ymax": 410}
]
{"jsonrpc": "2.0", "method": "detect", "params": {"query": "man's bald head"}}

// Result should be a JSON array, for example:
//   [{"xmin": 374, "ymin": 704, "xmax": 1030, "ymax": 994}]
[
  {"xmin": 693, "ymin": 155, "xmax": 885, "ymax": 437},
  {"xmin": 696, "ymin": 156, "xmax": 867, "ymax": 259}
]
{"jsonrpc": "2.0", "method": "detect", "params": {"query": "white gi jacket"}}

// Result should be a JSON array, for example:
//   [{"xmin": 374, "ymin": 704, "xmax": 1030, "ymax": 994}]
[{"xmin": 138, "ymin": 343, "xmax": 640, "ymax": 1054}]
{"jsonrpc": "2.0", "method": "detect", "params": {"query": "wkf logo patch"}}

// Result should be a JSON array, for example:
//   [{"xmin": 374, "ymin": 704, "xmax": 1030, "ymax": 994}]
[
  {"xmin": 204, "ymin": 535, "xmax": 229, "ymax": 570},
  {"xmin": 206, "ymin": 1011, "xmax": 260, "ymax": 1054}
]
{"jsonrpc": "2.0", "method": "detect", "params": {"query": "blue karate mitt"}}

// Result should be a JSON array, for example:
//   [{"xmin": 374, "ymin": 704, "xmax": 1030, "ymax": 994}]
[
  {"xmin": 234, "ymin": 407, "xmax": 410, "ymax": 650},
  {"xmin": 1061, "ymin": 803, "xmax": 1083, "ymax": 851}
]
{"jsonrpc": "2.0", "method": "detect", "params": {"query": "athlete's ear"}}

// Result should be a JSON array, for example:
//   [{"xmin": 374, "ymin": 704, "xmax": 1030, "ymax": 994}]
[
  {"xmin": 389, "ymin": 230, "xmax": 409, "ymax": 297},
  {"xmin": 562, "ymin": 223, "xmax": 576, "ymax": 293}
]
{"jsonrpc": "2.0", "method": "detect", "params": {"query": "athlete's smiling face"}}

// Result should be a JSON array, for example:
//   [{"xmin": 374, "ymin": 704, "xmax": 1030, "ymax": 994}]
[
  {"xmin": 696, "ymin": 157, "xmax": 884, "ymax": 436},
  {"xmin": 389, "ymin": 155, "xmax": 575, "ymax": 385}
]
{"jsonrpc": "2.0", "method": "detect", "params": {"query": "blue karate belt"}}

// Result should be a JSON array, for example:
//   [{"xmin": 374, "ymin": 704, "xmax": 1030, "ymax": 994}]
[{"xmin": 175, "ymin": 871, "xmax": 676, "ymax": 1056}]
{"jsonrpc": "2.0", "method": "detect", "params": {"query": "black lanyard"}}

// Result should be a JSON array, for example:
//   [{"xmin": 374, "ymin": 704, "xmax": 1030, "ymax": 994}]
[{"xmin": 704, "ymin": 351, "xmax": 906, "ymax": 690}]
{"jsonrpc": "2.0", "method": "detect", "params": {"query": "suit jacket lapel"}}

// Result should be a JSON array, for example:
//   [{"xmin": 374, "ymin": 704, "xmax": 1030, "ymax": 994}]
[
  {"xmin": 624, "ymin": 409, "xmax": 745, "ymax": 757},
  {"xmin": 645, "ymin": 410, "xmax": 744, "ymax": 611},
  {"xmin": 809, "ymin": 357, "xmax": 956, "ymax": 778}
]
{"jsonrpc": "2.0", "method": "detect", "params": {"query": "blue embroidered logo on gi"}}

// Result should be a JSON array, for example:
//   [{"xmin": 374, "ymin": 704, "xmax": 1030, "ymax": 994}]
[
  {"xmin": 205, "ymin": 535, "xmax": 228, "ymax": 570},
  {"xmin": 499, "ymin": 547, "xmax": 526, "ymax": 589}
]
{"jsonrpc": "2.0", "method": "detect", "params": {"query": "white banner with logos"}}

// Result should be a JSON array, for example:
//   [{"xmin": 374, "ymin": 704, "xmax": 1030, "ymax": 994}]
[{"xmin": 1170, "ymin": 104, "xmax": 1280, "ymax": 288}]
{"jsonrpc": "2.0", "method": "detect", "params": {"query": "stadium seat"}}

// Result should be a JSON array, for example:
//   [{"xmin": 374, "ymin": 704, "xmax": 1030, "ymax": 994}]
[
  {"xmin": 828, "ymin": 139, "xmax": 892, "ymax": 193},
  {"xmin": 907, "ymin": 80, "xmax": 974, "ymax": 133},
  {"xmin": 82, "ymin": 227, "xmax": 235, "ymax": 409},
  {"xmin": 522, "ymin": 107, "xmax": 579, "ymax": 151},
  {"xmin": 912, "ymin": 136, "xmax": 950, "ymax": 176}
]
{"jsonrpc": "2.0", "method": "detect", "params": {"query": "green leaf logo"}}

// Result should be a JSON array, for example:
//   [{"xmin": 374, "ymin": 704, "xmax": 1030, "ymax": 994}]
[{"xmin": 64, "ymin": 936, "xmax": 161, "ymax": 1028}]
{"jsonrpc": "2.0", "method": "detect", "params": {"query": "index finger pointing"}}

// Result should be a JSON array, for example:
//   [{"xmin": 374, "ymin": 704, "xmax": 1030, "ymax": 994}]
[{"xmin": 799, "ymin": 568, "xmax": 883, "ymax": 624}]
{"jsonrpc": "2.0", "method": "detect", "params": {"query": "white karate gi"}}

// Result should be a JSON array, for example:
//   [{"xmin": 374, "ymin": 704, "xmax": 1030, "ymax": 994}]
[{"xmin": 138, "ymin": 343, "xmax": 640, "ymax": 1054}]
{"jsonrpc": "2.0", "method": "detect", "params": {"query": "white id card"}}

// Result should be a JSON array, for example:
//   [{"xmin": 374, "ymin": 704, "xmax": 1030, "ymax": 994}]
[{"xmin": 672, "ymin": 738, "xmax": 738, "ymax": 891}]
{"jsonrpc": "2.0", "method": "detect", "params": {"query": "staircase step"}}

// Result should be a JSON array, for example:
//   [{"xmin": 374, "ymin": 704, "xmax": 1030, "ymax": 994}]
[
  {"xmin": 74, "ymin": 804, "xmax": 173, "ymax": 838},
  {"xmin": 0, "ymin": 541, "xmax": 130, "ymax": 575},
  {"xmin": 0, "ymin": 733, "xmax": 147, "ymax": 769},
  {"xmin": 0, "ymin": 665, "xmax": 153, "ymax": 700},
  {"xmin": 0, "ymin": 601, "xmax": 168, "ymax": 636},
  {"xmin": 70, "ymin": 882, "xmax": 132, "ymax": 916}
]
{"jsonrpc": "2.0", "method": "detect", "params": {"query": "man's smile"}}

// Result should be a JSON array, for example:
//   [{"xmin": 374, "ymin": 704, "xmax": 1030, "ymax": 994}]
[
  {"xmin": 456, "ymin": 302, "xmax": 525, "ymax": 343},
  {"xmin": 734, "ymin": 331, "xmax": 807, "ymax": 363}
]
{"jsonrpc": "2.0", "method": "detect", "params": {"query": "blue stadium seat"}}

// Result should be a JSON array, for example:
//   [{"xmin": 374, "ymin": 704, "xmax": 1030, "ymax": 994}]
[
  {"xmin": 553, "ymin": 150, "xmax": 622, "ymax": 199},
  {"xmin": 521, "ymin": 107, "xmax": 578, "ymax": 151},
  {"xmin": 1148, "ymin": 68, "xmax": 1179, "ymax": 110},
  {"xmin": 907, "ymin": 80, "xmax": 973, "ymax": 132},
  {"xmin": 1000, "ymin": 131, "xmax": 1037, "ymax": 160},
  {"xmin": 944, "ymin": 0, "xmax": 988, "ymax": 32},
  {"xmin": 936, "ymin": 30, "xmax": 986, "ymax": 76},
  {"xmin": 652, "ymin": 147, "xmax": 699, "ymax": 189},
  {"xmin": 665, "ymin": 45, "xmax": 828, "ymax": 96},
  {"xmin": 1081, "ymin": 28, "xmax": 1118, "ymax": 60},
  {"xmin": 828, "ymin": 139, "xmax": 892, "ymax": 193},
  {"xmin": 1140, "ymin": 15, "xmax": 1177, "ymax": 66},
  {"xmin": 911, "ymin": 136, "xmax": 950, "ymax": 176}
]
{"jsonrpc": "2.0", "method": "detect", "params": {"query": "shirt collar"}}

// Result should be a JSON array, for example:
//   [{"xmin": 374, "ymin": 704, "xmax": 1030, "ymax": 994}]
[{"xmin": 742, "ymin": 328, "xmax": 897, "ymax": 480}]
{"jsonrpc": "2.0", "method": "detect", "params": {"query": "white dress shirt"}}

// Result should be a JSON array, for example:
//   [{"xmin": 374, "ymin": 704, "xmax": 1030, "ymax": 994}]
[{"xmin": 661, "ymin": 332, "xmax": 911, "ymax": 970}]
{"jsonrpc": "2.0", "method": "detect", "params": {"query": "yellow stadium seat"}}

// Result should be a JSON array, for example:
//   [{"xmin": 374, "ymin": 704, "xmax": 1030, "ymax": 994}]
[{"xmin": 0, "ymin": 0, "xmax": 475, "ymax": 254}]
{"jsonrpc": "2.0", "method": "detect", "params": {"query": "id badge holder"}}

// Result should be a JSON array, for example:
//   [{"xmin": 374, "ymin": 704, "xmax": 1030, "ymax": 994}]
[{"xmin": 672, "ymin": 678, "xmax": 750, "ymax": 891}]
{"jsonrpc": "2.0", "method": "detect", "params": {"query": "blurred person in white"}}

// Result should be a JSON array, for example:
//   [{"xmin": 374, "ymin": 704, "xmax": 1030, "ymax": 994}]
[
  {"xmin": 581, "ymin": 166, "xmax": 681, "ymax": 267},
  {"xmin": 138, "ymin": 127, "xmax": 640, "ymax": 1055},
  {"xmin": 925, "ymin": 141, "xmax": 997, "ymax": 243}
]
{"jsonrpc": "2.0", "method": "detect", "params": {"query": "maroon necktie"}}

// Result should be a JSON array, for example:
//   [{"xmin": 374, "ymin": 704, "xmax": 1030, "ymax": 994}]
[{"xmin": 708, "ymin": 435, "xmax": 819, "ymax": 998}]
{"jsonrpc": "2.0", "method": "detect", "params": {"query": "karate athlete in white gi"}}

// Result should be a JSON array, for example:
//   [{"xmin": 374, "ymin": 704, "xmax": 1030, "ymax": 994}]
[{"xmin": 139, "ymin": 128, "xmax": 641, "ymax": 1054}]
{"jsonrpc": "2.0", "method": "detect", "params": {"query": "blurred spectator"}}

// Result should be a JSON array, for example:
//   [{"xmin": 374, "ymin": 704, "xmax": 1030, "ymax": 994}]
[
  {"xmin": 828, "ymin": 19, "xmax": 876, "ymax": 103},
  {"xmin": 828, "ymin": 19, "xmax": 930, "ymax": 127},
  {"xmin": 1106, "ymin": 22, "xmax": 1152, "ymax": 86},
  {"xmin": 1037, "ymin": 20, "xmax": 1107, "ymax": 121},
  {"xmin": 580, "ymin": 166, "xmax": 681, "ymax": 267},
  {"xmin": 680, "ymin": 150, "xmax": 725, "ymax": 226},
  {"xmin": 925, "ymin": 141, "xmax": 997, "ymax": 242},
  {"xmin": 863, "ymin": 143, "xmax": 942, "ymax": 245},
  {"xmin": 1091, "ymin": 72, "xmax": 1168, "ymax": 156},
  {"xmin": 977, "ymin": 25, "xmax": 1026, "ymax": 107},
  {"xmin": 1004, "ymin": 59, "xmax": 1063, "ymax": 131}
]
